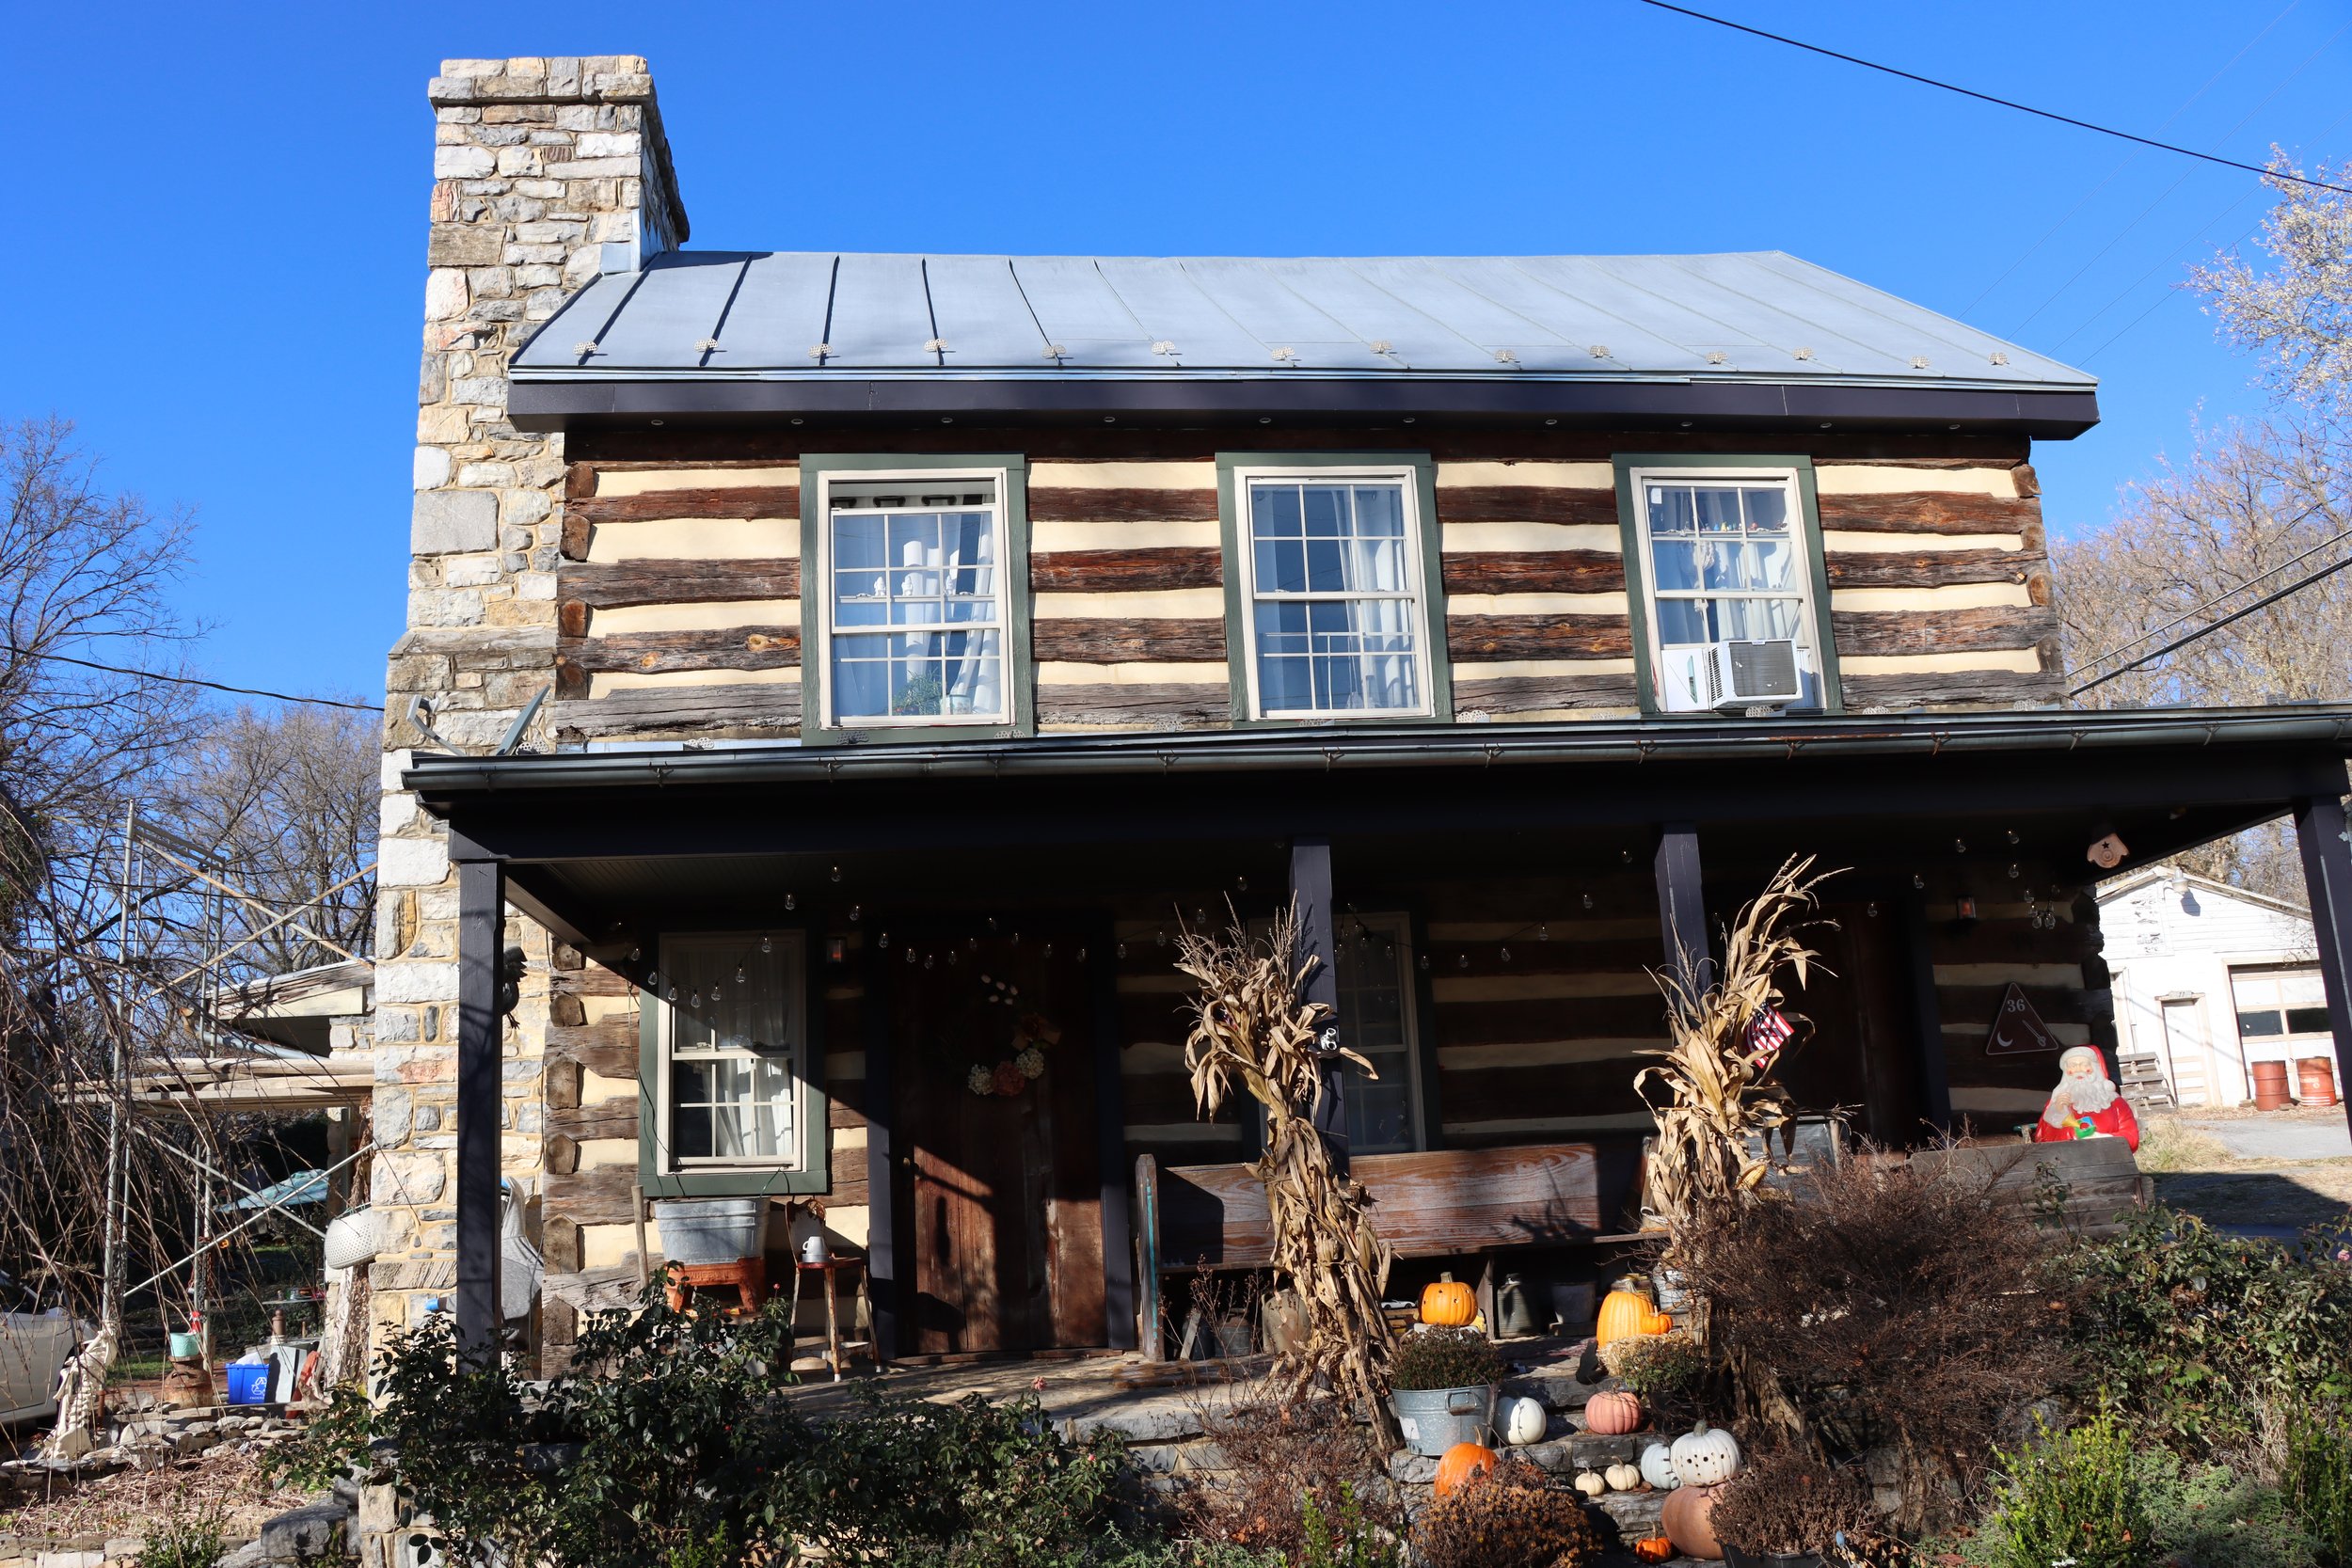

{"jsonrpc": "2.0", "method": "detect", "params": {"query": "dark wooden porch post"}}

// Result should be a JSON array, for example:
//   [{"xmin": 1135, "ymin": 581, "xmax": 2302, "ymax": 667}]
[
  {"xmin": 453, "ymin": 853, "xmax": 505, "ymax": 1364},
  {"xmin": 1090, "ymin": 914, "xmax": 1136, "ymax": 1350},
  {"xmin": 1899, "ymin": 889, "xmax": 1954, "ymax": 1134},
  {"xmin": 1290, "ymin": 837, "xmax": 1349, "ymax": 1175},
  {"xmin": 1653, "ymin": 823, "xmax": 1713, "ymax": 995},
  {"xmin": 2293, "ymin": 792, "xmax": 2352, "ymax": 1141}
]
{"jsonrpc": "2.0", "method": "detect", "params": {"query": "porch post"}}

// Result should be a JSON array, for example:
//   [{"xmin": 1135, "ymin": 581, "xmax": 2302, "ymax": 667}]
[
  {"xmin": 1091, "ymin": 914, "xmax": 1136, "ymax": 1350},
  {"xmin": 453, "ymin": 853, "xmax": 505, "ymax": 1364},
  {"xmin": 1290, "ymin": 837, "xmax": 1349, "ymax": 1174},
  {"xmin": 1653, "ymin": 823, "xmax": 1712, "ymax": 995},
  {"xmin": 2293, "ymin": 792, "xmax": 2352, "ymax": 1140},
  {"xmin": 1899, "ymin": 890, "xmax": 1953, "ymax": 1134}
]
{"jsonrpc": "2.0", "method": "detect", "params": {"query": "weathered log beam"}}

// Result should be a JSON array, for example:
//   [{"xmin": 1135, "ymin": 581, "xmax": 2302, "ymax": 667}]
[
  {"xmin": 1447, "ymin": 615, "xmax": 1634, "ymax": 659},
  {"xmin": 1440, "ymin": 551, "xmax": 1625, "ymax": 594},
  {"xmin": 1033, "ymin": 619, "xmax": 1228, "ymax": 662},
  {"xmin": 1816, "ymin": 491, "xmax": 2036, "ymax": 536},
  {"xmin": 1026, "ymin": 487, "xmax": 1219, "ymax": 523},
  {"xmin": 1030, "ymin": 547, "xmax": 1222, "ymax": 592},
  {"xmin": 1832, "ymin": 604, "xmax": 2058, "ymax": 657}
]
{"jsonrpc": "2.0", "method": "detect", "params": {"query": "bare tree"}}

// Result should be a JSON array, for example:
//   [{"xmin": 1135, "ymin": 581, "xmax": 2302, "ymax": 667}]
[{"xmin": 2189, "ymin": 154, "xmax": 2352, "ymax": 415}]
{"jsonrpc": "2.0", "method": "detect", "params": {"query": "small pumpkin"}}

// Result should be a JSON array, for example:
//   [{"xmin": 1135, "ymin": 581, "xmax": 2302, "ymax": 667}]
[
  {"xmin": 1433, "ymin": 1441, "xmax": 1498, "ymax": 1499},
  {"xmin": 1661, "ymin": 1481, "xmax": 1724, "ymax": 1560},
  {"xmin": 1597, "ymin": 1285, "xmax": 1673, "ymax": 1344},
  {"xmin": 1670, "ymin": 1419, "xmax": 1741, "ymax": 1487},
  {"xmin": 1604, "ymin": 1461, "xmax": 1643, "ymax": 1491},
  {"xmin": 1583, "ymin": 1388, "xmax": 1644, "ymax": 1434},
  {"xmin": 1501, "ymin": 1394, "xmax": 1548, "ymax": 1446},
  {"xmin": 1633, "ymin": 1538, "xmax": 1676, "ymax": 1566},
  {"xmin": 1572, "ymin": 1469, "xmax": 1608, "ymax": 1499},
  {"xmin": 1420, "ymin": 1272, "xmax": 1477, "ymax": 1327},
  {"xmin": 1639, "ymin": 1440, "xmax": 1681, "ymax": 1491}
]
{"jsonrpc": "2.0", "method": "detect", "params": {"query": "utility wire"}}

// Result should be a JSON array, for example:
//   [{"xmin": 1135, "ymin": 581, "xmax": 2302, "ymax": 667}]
[
  {"xmin": 2072, "ymin": 517, "xmax": 2349, "ymax": 673},
  {"xmin": 2070, "ymin": 548, "xmax": 2352, "ymax": 696},
  {"xmin": 1632, "ymin": 0, "xmax": 2352, "ymax": 195},
  {"xmin": 0, "ymin": 643, "xmax": 382, "ymax": 713},
  {"xmin": 1960, "ymin": 0, "xmax": 2302, "ymax": 315}
]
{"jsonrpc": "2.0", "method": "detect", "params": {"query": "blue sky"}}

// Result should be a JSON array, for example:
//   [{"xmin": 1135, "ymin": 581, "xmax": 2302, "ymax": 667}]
[{"xmin": 6, "ymin": 1, "xmax": 2345, "ymax": 706}]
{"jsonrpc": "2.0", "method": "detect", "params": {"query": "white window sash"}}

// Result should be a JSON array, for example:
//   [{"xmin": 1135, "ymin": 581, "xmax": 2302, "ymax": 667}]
[
  {"xmin": 1629, "ymin": 467, "xmax": 1821, "ymax": 704},
  {"xmin": 655, "ymin": 931, "xmax": 809, "ymax": 1172},
  {"xmin": 818, "ymin": 467, "xmax": 1012, "ymax": 729},
  {"xmin": 1232, "ymin": 465, "xmax": 1435, "ymax": 721}
]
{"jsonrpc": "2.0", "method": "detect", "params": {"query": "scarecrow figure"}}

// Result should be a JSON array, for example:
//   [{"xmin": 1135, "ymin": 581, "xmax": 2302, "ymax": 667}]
[{"xmin": 2034, "ymin": 1044, "xmax": 2139, "ymax": 1150}]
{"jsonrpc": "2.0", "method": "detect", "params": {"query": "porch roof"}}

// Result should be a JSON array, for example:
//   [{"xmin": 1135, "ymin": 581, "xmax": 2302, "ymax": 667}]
[{"xmin": 406, "ymin": 705, "xmax": 2352, "ymax": 953}]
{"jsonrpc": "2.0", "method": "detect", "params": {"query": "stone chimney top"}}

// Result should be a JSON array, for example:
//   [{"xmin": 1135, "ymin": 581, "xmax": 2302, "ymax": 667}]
[{"xmin": 426, "ymin": 55, "xmax": 688, "ymax": 275}]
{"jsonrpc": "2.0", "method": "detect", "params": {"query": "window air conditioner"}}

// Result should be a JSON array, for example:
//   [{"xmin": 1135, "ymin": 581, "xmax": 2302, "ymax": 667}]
[{"xmin": 1702, "ymin": 639, "xmax": 1802, "ymax": 709}]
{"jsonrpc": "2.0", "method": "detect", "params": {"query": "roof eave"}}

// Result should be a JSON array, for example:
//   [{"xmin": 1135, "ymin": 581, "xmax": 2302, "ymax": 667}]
[{"xmin": 508, "ymin": 373, "xmax": 2100, "ymax": 437}]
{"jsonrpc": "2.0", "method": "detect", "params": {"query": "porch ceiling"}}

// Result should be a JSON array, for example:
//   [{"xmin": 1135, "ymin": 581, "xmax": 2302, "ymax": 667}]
[{"xmin": 407, "ymin": 706, "xmax": 2352, "ymax": 952}]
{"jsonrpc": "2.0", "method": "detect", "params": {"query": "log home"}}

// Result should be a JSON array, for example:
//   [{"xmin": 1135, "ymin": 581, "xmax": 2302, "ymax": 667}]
[{"xmin": 373, "ymin": 55, "xmax": 2352, "ymax": 1368}]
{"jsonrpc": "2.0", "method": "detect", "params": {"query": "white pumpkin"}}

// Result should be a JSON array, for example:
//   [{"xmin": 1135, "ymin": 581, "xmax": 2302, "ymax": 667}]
[
  {"xmin": 1670, "ymin": 1420, "xmax": 1741, "ymax": 1487},
  {"xmin": 1501, "ymin": 1395, "xmax": 1549, "ymax": 1447},
  {"xmin": 1572, "ymin": 1469, "xmax": 1608, "ymax": 1499},
  {"xmin": 1604, "ymin": 1461, "xmax": 1643, "ymax": 1492},
  {"xmin": 1639, "ymin": 1441, "xmax": 1681, "ymax": 1491}
]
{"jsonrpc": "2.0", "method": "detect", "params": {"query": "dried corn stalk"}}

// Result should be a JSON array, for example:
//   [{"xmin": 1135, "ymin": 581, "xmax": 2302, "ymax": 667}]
[
  {"xmin": 1175, "ymin": 906, "xmax": 1395, "ymax": 1418},
  {"xmin": 1634, "ymin": 856, "xmax": 1836, "ymax": 1226}
]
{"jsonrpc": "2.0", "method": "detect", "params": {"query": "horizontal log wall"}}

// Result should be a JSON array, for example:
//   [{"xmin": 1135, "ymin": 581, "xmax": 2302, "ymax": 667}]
[
  {"xmin": 548, "ymin": 440, "xmax": 2058, "ymax": 743},
  {"xmin": 1934, "ymin": 882, "xmax": 2118, "ymax": 1128}
]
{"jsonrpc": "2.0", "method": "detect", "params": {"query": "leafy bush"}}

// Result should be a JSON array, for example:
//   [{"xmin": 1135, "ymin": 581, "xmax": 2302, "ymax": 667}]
[
  {"xmin": 1975, "ymin": 1409, "xmax": 2153, "ymax": 1568},
  {"xmin": 1177, "ymin": 1390, "xmax": 1402, "ymax": 1562},
  {"xmin": 2064, "ymin": 1209, "xmax": 2352, "ymax": 1453},
  {"xmin": 1412, "ymin": 1462, "xmax": 1600, "ymax": 1568},
  {"xmin": 276, "ymin": 1285, "xmax": 1145, "ymax": 1568},
  {"xmin": 133, "ymin": 1512, "xmax": 223, "ymax": 1568},
  {"xmin": 1389, "ymin": 1327, "xmax": 1503, "ymax": 1392},
  {"xmin": 1704, "ymin": 1446, "xmax": 1873, "ymax": 1556},
  {"xmin": 1605, "ymin": 1332, "xmax": 1707, "ymax": 1401},
  {"xmin": 1299, "ymin": 1484, "xmax": 1403, "ymax": 1568},
  {"xmin": 1672, "ymin": 1149, "xmax": 2074, "ymax": 1530}
]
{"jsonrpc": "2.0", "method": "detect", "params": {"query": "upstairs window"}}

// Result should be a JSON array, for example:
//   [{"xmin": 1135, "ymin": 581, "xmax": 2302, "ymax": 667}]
[
  {"xmin": 1629, "ymin": 467, "xmax": 1826, "ymax": 712},
  {"xmin": 1232, "ymin": 466, "xmax": 1434, "ymax": 720},
  {"xmin": 824, "ymin": 475, "xmax": 1008, "ymax": 725}
]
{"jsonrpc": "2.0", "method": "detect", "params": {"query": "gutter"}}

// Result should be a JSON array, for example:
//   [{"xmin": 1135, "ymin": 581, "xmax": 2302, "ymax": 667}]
[{"xmin": 405, "ymin": 705, "xmax": 2352, "ymax": 799}]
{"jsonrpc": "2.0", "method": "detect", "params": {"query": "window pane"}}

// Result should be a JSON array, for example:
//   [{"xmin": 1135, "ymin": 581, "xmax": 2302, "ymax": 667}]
[
  {"xmin": 2284, "ymin": 1006, "xmax": 2332, "ymax": 1035},
  {"xmin": 834, "ymin": 514, "xmax": 886, "ymax": 570},
  {"xmin": 1718, "ymin": 597, "xmax": 1803, "ymax": 640},
  {"xmin": 1693, "ymin": 487, "xmax": 1743, "ymax": 533},
  {"xmin": 666, "ymin": 938, "xmax": 800, "ymax": 1164},
  {"xmin": 1650, "ymin": 540, "xmax": 1702, "ymax": 593},
  {"xmin": 1647, "ymin": 485, "xmax": 1696, "ymax": 534},
  {"xmin": 1742, "ymin": 488, "xmax": 1789, "ymax": 532},
  {"xmin": 1335, "ymin": 921, "xmax": 1416, "ymax": 1153},
  {"xmin": 1746, "ymin": 536, "xmax": 1796, "ymax": 591},
  {"xmin": 2238, "ymin": 1009, "xmax": 2284, "ymax": 1037},
  {"xmin": 1656, "ymin": 598, "xmax": 1712, "ymax": 645}
]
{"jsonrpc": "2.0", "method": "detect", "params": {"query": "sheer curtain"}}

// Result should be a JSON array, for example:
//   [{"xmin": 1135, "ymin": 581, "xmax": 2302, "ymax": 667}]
[{"xmin": 665, "ymin": 937, "xmax": 799, "ymax": 1164}]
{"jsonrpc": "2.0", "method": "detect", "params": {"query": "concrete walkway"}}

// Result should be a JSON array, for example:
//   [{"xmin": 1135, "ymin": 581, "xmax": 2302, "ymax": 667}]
[{"xmin": 2187, "ymin": 1114, "xmax": 2352, "ymax": 1163}]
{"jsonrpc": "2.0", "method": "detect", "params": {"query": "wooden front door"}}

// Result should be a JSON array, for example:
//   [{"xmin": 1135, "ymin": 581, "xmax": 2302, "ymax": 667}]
[
  {"xmin": 892, "ymin": 930, "xmax": 1104, "ymax": 1354},
  {"xmin": 1778, "ymin": 899, "xmax": 1926, "ymax": 1146}
]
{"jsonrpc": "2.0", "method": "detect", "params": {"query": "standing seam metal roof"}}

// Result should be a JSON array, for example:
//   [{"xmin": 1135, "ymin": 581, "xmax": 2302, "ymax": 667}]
[{"xmin": 515, "ymin": 249, "xmax": 2094, "ymax": 389}]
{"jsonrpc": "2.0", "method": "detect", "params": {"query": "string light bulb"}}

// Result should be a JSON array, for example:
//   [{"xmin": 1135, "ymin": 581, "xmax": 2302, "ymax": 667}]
[
  {"xmin": 829, "ymin": 865, "xmax": 842, "ymax": 882},
  {"xmin": 759, "ymin": 935, "xmax": 771, "ymax": 955},
  {"xmin": 850, "ymin": 905, "xmax": 862, "ymax": 922},
  {"xmin": 735, "ymin": 966, "xmax": 747, "ymax": 985},
  {"xmin": 785, "ymin": 894, "xmax": 796, "ymax": 911},
  {"xmin": 1500, "ymin": 946, "xmax": 1512, "ymax": 963}
]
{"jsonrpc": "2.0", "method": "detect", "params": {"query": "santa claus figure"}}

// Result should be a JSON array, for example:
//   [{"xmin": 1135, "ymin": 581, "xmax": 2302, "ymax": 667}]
[{"xmin": 2035, "ymin": 1045, "xmax": 2140, "ymax": 1150}]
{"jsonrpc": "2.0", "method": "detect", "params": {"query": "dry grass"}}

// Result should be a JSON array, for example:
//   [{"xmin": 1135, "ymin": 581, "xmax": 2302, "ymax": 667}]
[
  {"xmin": 0, "ymin": 1444, "xmax": 304, "ymax": 1545},
  {"xmin": 2137, "ymin": 1115, "xmax": 2235, "ymax": 1172}
]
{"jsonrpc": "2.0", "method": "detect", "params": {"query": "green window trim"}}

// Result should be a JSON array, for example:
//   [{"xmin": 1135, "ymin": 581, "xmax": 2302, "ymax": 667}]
[
  {"xmin": 637, "ymin": 926, "xmax": 834, "ymax": 1199},
  {"xmin": 798, "ymin": 452, "xmax": 1036, "ymax": 746},
  {"xmin": 1611, "ymin": 453, "xmax": 1843, "ymax": 717},
  {"xmin": 1215, "ymin": 451, "xmax": 1453, "ymax": 727}
]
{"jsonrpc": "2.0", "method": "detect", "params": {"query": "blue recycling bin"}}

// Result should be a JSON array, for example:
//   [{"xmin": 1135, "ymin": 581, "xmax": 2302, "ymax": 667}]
[{"xmin": 224, "ymin": 1362, "xmax": 271, "ymax": 1405}]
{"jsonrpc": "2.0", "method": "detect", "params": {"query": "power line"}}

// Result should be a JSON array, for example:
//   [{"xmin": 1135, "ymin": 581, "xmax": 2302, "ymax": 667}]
[
  {"xmin": 1631, "ymin": 0, "xmax": 2352, "ymax": 195},
  {"xmin": 2070, "ymin": 546, "xmax": 2352, "ymax": 697},
  {"xmin": 0, "ymin": 644, "xmax": 382, "ymax": 713},
  {"xmin": 1960, "ymin": 0, "xmax": 2302, "ymax": 315},
  {"xmin": 2072, "ymin": 519, "xmax": 2352, "ymax": 674}
]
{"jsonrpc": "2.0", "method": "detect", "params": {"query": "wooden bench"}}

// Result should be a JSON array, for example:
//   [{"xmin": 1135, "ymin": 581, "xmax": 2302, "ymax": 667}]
[{"xmin": 1134, "ymin": 1143, "xmax": 1633, "ymax": 1359}]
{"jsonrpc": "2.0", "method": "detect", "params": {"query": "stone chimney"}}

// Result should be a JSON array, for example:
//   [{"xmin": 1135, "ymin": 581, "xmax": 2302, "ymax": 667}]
[{"xmin": 370, "ymin": 57, "xmax": 687, "ymax": 1341}]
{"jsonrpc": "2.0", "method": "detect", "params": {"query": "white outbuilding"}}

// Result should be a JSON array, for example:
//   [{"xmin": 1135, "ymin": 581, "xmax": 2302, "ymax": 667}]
[{"xmin": 2099, "ymin": 867, "xmax": 2340, "ymax": 1109}]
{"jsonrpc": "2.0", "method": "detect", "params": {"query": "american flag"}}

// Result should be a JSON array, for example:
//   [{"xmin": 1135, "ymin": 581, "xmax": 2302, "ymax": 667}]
[{"xmin": 1743, "ymin": 1006, "xmax": 1795, "ymax": 1068}]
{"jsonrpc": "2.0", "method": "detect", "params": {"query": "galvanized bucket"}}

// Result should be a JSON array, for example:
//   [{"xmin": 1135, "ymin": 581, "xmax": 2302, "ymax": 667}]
[
  {"xmin": 651, "ymin": 1197, "xmax": 771, "ymax": 1265},
  {"xmin": 1390, "ymin": 1383, "xmax": 1496, "ymax": 1457}
]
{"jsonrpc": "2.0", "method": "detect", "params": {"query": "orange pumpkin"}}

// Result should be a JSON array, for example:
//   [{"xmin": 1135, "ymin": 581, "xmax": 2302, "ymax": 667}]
[
  {"xmin": 1633, "ymin": 1539, "xmax": 1676, "ymax": 1566},
  {"xmin": 1661, "ymin": 1482, "xmax": 1724, "ymax": 1560},
  {"xmin": 1583, "ymin": 1389, "xmax": 1644, "ymax": 1434},
  {"xmin": 1421, "ymin": 1273, "xmax": 1477, "ymax": 1327},
  {"xmin": 1433, "ymin": 1440, "xmax": 1498, "ymax": 1499},
  {"xmin": 1597, "ymin": 1287, "xmax": 1671, "ymax": 1344}
]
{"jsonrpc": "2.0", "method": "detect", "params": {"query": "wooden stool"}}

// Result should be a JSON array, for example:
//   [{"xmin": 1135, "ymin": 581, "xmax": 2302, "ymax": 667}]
[
  {"xmin": 785, "ymin": 1256, "xmax": 869, "ymax": 1381},
  {"xmin": 663, "ymin": 1258, "xmax": 767, "ymax": 1314}
]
